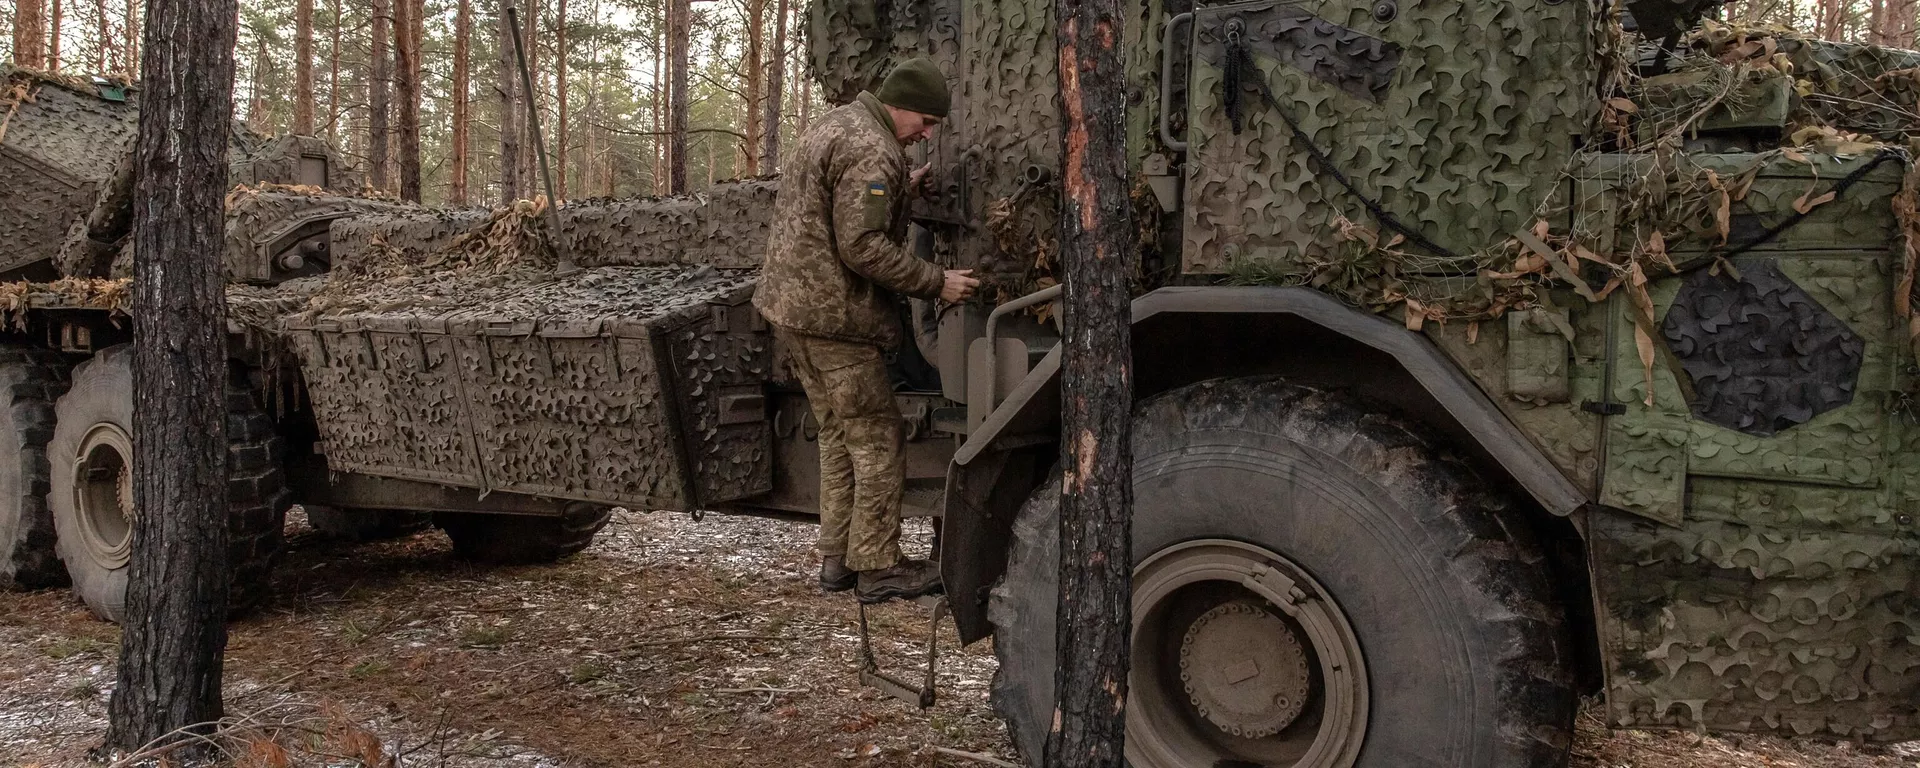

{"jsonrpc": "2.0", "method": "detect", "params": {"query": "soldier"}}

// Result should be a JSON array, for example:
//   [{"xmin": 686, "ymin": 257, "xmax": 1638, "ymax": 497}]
[{"xmin": 753, "ymin": 57, "xmax": 979, "ymax": 604}]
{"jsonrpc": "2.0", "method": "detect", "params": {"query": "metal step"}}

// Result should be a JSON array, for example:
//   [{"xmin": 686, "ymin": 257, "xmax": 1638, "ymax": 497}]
[{"xmin": 856, "ymin": 593, "xmax": 948, "ymax": 709}]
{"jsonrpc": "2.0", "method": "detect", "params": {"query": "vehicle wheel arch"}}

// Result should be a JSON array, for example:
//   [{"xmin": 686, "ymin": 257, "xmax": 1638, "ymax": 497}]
[{"xmin": 946, "ymin": 286, "xmax": 1601, "ymax": 692}]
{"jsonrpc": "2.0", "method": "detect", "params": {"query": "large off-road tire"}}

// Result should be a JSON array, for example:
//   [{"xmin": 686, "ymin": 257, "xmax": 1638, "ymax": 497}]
[
  {"xmin": 433, "ymin": 503, "xmax": 612, "ymax": 565},
  {"xmin": 0, "ymin": 346, "xmax": 71, "ymax": 590},
  {"xmin": 990, "ymin": 377, "xmax": 1574, "ymax": 768},
  {"xmin": 47, "ymin": 345, "xmax": 292, "ymax": 622},
  {"xmin": 303, "ymin": 505, "xmax": 433, "ymax": 542}
]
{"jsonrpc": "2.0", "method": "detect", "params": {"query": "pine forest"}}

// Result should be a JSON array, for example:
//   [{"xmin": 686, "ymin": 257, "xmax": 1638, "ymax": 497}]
[
  {"xmin": 4, "ymin": 0, "xmax": 816, "ymax": 205},
  {"xmin": 3, "ymin": 0, "xmax": 1920, "ymax": 207}
]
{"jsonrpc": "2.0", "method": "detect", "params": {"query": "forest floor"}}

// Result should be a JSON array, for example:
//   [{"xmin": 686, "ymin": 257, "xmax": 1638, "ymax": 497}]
[{"xmin": 1, "ymin": 509, "xmax": 1916, "ymax": 768}]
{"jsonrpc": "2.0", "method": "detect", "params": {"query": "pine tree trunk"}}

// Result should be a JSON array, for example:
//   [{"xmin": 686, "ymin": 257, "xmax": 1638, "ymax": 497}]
[
  {"xmin": 14, "ymin": 0, "xmax": 48, "ymax": 69},
  {"xmin": 798, "ymin": 64, "xmax": 810, "ymax": 135},
  {"xmin": 759, "ymin": 0, "xmax": 786, "ymax": 173},
  {"xmin": 451, "ymin": 0, "xmax": 471, "ymax": 204},
  {"xmin": 667, "ymin": 0, "xmax": 688, "ymax": 193},
  {"xmin": 102, "ymin": 0, "xmax": 237, "ymax": 747},
  {"xmin": 741, "ymin": 0, "xmax": 763, "ymax": 176},
  {"xmin": 1044, "ymin": 0, "xmax": 1133, "ymax": 764},
  {"xmin": 651, "ymin": 9, "xmax": 663, "ymax": 194},
  {"xmin": 48, "ymin": 0, "xmax": 63, "ymax": 70},
  {"xmin": 519, "ymin": 0, "xmax": 538, "ymax": 197},
  {"xmin": 294, "ymin": 0, "xmax": 314, "ymax": 134},
  {"xmin": 498, "ymin": 0, "xmax": 522, "ymax": 202},
  {"xmin": 554, "ymin": 0, "xmax": 568, "ymax": 200},
  {"xmin": 124, "ymin": 0, "xmax": 137, "ymax": 77},
  {"xmin": 246, "ymin": 38, "xmax": 269, "ymax": 132},
  {"xmin": 393, "ymin": 0, "xmax": 421, "ymax": 201},
  {"xmin": 327, "ymin": 0, "xmax": 341, "ymax": 143},
  {"xmin": 95, "ymin": 0, "xmax": 110, "ymax": 71},
  {"xmin": 369, "ymin": 0, "xmax": 390, "ymax": 192}
]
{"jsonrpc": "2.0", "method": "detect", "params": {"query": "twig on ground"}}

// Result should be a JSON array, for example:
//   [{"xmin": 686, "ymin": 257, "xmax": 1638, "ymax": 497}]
[
  {"xmin": 710, "ymin": 686, "xmax": 809, "ymax": 694},
  {"xmin": 930, "ymin": 746, "xmax": 1018, "ymax": 767}
]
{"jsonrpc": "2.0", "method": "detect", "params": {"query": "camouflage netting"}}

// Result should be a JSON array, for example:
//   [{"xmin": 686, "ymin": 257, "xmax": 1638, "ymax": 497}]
[
  {"xmin": 325, "ymin": 180, "xmax": 778, "ymax": 277},
  {"xmin": 1184, "ymin": 0, "xmax": 1594, "ymax": 277},
  {"xmin": 222, "ymin": 185, "xmax": 420, "ymax": 284},
  {"xmin": 0, "ymin": 67, "xmax": 141, "ymax": 276}
]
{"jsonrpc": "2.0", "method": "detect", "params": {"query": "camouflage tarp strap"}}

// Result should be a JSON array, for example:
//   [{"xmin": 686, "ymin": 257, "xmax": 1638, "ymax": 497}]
[
  {"xmin": 1221, "ymin": 29, "xmax": 1464, "ymax": 260},
  {"xmin": 1712, "ymin": 147, "xmax": 1905, "ymax": 260}
]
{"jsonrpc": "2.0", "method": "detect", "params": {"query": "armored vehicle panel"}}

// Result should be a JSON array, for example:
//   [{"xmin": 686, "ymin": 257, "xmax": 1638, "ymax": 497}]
[
  {"xmin": 281, "ymin": 265, "xmax": 771, "ymax": 511},
  {"xmin": 0, "ymin": 70, "xmax": 139, "ymax": 276}
]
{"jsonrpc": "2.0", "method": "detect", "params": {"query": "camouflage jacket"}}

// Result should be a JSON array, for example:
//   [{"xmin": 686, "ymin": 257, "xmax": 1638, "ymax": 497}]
[{"xmin": 752, "ymin": 92, "xmax": 945, "ymax": 347}]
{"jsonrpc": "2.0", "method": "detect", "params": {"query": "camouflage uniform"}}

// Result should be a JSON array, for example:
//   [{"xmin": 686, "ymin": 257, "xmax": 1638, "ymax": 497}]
[{"xmin": 753, "ymin": 92, "xmax": 945, "ymax": 571}]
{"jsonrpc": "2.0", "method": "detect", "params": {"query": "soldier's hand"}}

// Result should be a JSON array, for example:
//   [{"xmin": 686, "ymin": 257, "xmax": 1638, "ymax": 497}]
[
  {"xmin": 909, "ymin": 164, "xmax": 933, "ymax": 197},
  {"xmin": 941, "ymin": 269, "xmax": 980, "ymax": 303}
]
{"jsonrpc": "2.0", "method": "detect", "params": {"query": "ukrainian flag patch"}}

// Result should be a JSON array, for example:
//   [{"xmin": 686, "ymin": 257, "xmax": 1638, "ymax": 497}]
[{"xmin": 868, "ymin": 182, "xmax": 887, "ymax": 196}]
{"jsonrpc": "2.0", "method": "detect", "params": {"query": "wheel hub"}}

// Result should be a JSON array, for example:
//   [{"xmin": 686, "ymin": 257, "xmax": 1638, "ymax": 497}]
[
  {"xmin": 72, "ymin": 423, "xmax": 134, "ymax": 570},
  {"xmin": 1179, "ymin": 601, "xmax": 1312, "ymax": 738}
]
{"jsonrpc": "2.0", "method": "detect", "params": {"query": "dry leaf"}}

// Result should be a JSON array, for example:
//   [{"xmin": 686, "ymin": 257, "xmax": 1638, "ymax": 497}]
[
  {"xmin": 1633, "ymin": 324, "xmax": 1658, "ymax": 407},
  {"xmin": 1793, "ymin": 189, "xmax": 1836, "ymax": 214},
  {"xmin": 1404, "ymin": 298, "xmax": 1426, "ymax": 331},
  {"xmin": 1605, "ymin": 97, "xmax": 1638, "ymax": 114},
  {"xmin": 1467, "ymin": 322, "xmax": 1480, "ymax": 344}
]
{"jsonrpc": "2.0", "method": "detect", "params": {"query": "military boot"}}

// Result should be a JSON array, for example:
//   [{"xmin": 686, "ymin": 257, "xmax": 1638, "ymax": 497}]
[
  {"xmin": 820, "ymin": 555, "xmax": 856, "ymax": 593},
  {"xmin": 854, "ymin": 558, "xmax": 943, "ymax": 604}
]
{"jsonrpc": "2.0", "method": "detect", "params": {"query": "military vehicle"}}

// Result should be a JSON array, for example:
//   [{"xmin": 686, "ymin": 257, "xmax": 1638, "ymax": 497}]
[{"xmin": 5, "ymin": 0, "xmax": 1920, "ymax": 764}]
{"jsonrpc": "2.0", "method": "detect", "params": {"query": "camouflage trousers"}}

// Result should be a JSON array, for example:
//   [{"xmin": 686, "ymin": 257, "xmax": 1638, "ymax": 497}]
[{"xmin": 783, "ymin": 331, "xmax": 905, "ymax": 571}]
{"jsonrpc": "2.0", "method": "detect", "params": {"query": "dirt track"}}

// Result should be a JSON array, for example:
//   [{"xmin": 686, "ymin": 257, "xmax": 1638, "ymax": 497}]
[{"xmin": 1, "ymin": 510, "xmax": 1916, "ymax": 767}]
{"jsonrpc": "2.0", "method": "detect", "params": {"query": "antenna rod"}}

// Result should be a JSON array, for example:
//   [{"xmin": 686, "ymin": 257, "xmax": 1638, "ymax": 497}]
[{"xmin": 504, "ymin": 5, "xmax": 576, "ymax": 273}]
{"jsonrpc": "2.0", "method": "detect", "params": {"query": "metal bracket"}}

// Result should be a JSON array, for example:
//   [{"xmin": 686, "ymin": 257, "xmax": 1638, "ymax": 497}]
[{"xmin": 857, "ymin": 594, "xmax": 947, "ymax": 709}]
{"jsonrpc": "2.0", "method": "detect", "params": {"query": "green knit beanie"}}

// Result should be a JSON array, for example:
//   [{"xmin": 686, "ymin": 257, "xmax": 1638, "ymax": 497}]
[{"xmin": 875, "ymin": 57, "xmax": 950, "ymax": 118}]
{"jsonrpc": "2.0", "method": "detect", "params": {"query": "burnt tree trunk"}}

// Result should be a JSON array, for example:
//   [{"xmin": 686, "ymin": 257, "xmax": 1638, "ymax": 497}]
[
  {"xmin": 758, "ymin": 0, "xmax": 786, "ymax": 172},
  {"xmin": 102, "ymin": 0, "xmax": 237, "ymax": 749},
  {"xmin": 1044, "ymin": 0, "xmax": 1133, "ymax": 764},
  {"xmin": 666, "ymin": 0, "xmax": 688, "ymax": 193},
  {"xmin": 368, "ymin": 0, "xmax": 390, "ymax": 192},
  {"xmin": 393, "ymin": 0, "xmax": 420, "ymax": 201},
  {"xmin": 293, "ymin": 0, "xmax": 314, "ymax": 134},
  {"xmin": 498, "ymin": 0, "xmax": 522, "ymax": 202},
  {"xmin": 451, "ymin": 0, "xmax": 471, "ymax": 204},
  {"xmin": 14, "ymin": 0, "xmax": 48, "ymax": 69}
]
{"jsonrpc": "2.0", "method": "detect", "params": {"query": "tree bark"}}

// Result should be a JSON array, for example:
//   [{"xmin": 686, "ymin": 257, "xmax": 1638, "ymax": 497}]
[
  {"xmin": 1044, "ymin": 0, "xmax": 1133, "ymax": 764},
  {"xmin": 102, "ymin": 0, "xmax": 236, "ymax": 748},
  {"xmin": 797, "ymin": 59, "xmax": 810, "ymax": 135},
  {"xmin": 368, "ymin": 0, "xmax": 390, "ymax": 192},
  {"xmin": 758, "ymin": 0, "xmax": 786, "ymax": 173},
  {"xmin": 497, "ymin": 0, "xmax": 521, "ymax": 202},
  {"xmin": 293, "ymin": 0, "xmax": 314, "ymax": 134},
  {"xmin": 554, "ymin": 0, "xmax": 568, "ymax": 200},
  {"xmin": 246, "ymin": 37, "xmax": 269, "ymax": 132},
  {"xmin": 48, "ymin": 0, "xmax": 63, "ymax": 70},
  {"xmin": 651, "ymin": 8, "xmax": 663, "ymax": 194},
  {"xmin": 123, "ymin": 0, "xmax": 137, "ymax": 77},
  {"xmin": 13, "ymin": 0, "xmax": 48, "ymax": 69},
  {"xmin": 518, "ymin": 0, "xmax": 538, "ymax": 197},
  {"xmin": 667, "ymin": 0, "xmax": 688, "ymax": 193},
  {"xmin": 451, "ymin": 0, "xmax": 471, "ymax": 204},
  {"xmin": 741, "ymin": 0, "xmax": 764, "ymax": 176},
  {"xmin": 393, "ymin": 0, "xmax": 421, "ymax": 201},
  {"xmin": 327, "ymin": 0, "xmax": 341, "ymax": 143},
  {"xmin": 95, "ymin": 0, "xmax": 110, "ymax": 71}
]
